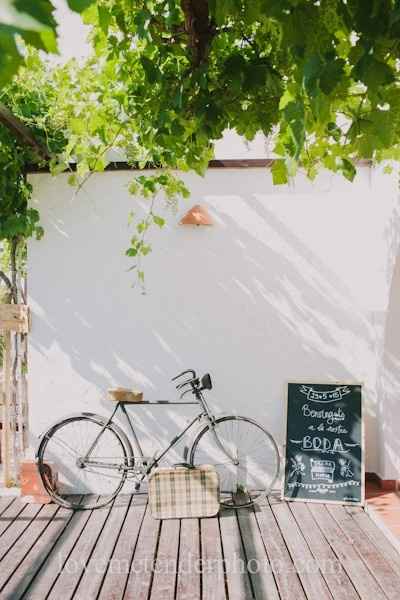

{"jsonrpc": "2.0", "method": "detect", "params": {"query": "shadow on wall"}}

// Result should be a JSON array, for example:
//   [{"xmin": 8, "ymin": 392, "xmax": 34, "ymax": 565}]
[
  {"xmin": 28, "ymin": 171, "xmax": 378, "ymax": 468},
  {"xmin": 379, "ymin": 205, "xmax": 400, "ymax": 478}
]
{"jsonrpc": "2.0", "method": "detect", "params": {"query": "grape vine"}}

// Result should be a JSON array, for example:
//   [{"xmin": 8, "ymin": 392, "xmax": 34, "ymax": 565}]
[{"xmin": 2, "ymin": 0, "xmax": 400, "ymax": 288}]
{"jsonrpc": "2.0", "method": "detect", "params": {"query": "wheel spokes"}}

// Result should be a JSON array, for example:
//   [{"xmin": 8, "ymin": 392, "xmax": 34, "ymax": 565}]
[{"xmin": 190, "ymin": 417, "xmax": 280, "ymax": 505}]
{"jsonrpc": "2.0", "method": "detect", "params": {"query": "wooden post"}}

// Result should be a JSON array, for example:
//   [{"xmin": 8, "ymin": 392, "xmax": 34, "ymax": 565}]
[
  {"xmin": 0, "ymin": 304, "xmax": 30, "ymax": 487},
  {"xmin": 1, "ymin": 330, "xmax": 12, "ymax": 486}
]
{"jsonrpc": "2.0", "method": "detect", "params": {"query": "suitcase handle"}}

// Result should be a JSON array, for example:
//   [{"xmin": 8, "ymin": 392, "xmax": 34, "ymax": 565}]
[{"xmin": 173, "ymin": 462, "xmax": 195, "ymax": 469}]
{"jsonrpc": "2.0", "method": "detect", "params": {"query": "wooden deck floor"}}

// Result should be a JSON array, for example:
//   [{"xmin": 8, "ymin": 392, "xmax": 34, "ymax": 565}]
[{"xmin": 0, "ymin": 492, "xmax": 399, "ymax": 599}]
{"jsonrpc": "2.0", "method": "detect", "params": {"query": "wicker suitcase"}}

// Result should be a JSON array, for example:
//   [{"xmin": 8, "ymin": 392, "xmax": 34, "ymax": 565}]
[{"xmin": 148, "ymin": 464, "xmax": 220, "ymax": 519}]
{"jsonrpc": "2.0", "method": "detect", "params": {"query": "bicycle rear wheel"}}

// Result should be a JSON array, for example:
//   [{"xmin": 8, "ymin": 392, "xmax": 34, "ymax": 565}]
[
  {"xmin": 37, "ymin": 415, "xmax": 130, "ymax": 510},
  {"xmin": 189, "ymin": 416, "xmax": 280, "ymax": 508}
]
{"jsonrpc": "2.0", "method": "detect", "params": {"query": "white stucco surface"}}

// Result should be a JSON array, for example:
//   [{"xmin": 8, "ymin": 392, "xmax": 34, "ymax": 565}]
[{"xmin": 28, "ymin": 164, "xmax": 400, "ymax": 480}]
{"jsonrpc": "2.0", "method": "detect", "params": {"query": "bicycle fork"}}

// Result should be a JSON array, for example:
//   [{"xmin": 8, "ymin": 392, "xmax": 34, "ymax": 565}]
[
  {"xmin": 195, "ymin": 390, "xmax": 239, "ymax": 466},
  {"xmin": 207, "ymin": 419, "xmax": 239, "ymax": 466}
]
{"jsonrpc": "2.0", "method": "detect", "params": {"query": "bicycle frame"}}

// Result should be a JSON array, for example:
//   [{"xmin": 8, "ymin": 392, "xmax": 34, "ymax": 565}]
[{"xmin": 81, "ymin": 388, "xmax": 238, "ymax": 478}]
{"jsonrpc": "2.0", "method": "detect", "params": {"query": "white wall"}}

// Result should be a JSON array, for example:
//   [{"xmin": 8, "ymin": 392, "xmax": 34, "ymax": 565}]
[
  {"xmin": 376, "ymin": 199, "xmax": 400, "ymax": 481},
  {"xmin": 28, "ymin": 165, "xmax": 400, "ymax": 480}
]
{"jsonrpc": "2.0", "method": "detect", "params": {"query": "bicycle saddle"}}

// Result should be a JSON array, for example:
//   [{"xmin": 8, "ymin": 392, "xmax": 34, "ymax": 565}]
[{"xmin": 108, "ymin": 388, "xmax": 144, "ymax": 403}]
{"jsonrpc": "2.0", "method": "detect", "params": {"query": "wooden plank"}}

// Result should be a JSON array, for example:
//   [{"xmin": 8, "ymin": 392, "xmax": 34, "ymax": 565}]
[
  {"xmin": 74, "ymin": 495, "xmax": 131, "ymax": 599},
  {"xmin": 175, "ymin": 519, "xmax": 200, "ymax": 600},
  {"xmin": 0, "ymin": 498, "xmax": 26, "ymax": 537},
  {"xmin": 219, "ymin": 507, "xmax": 253, "ymax": 599},
  {"xmin": 23, "ymin": 497, "xmax": 94, "ymax": 600},
  {"xmin": 0, "ymin": 497, "xmax": 16, "ymax": 517},
  {"xmin": 47, "ymin": 498, "xmax": 112, "ymax": 599},
  {"xmin": 269, "ymin": 498, "xmax": 333, "ymax": 600},
  {"xmin": 149, "ymin": 518, "xmax": 180, "ymax": 599},
  {"xmin": 328, "ymin": 504, "xmax": 400, "ymax": 600},
  {"xmin": 0, "ymin": 502, "xmax": 42, "ymax": 560},
  {"xmin": 0, "ymin": 305, "xmax": 30, "ymax": 334},
  {"xmin": 289, "ymin": 502, "xmax": 358, "ymax": 600},
  {"xmin": 346, "ymin": 506, "xmax": 400, "ymax": 574},
  {"xmin": 209, "ymin": 159, "xmax": 275, "ymax": 168},
  {"xmin": 98, "ymin": 496, "xmax": 147, "ymax": 600},
  {"xmin": 0, "ymin": 501, "xmax": 75, "ymax": 599},
  {"xmin": 123, "ymin": 504, "xmax": 161, "ymax": 600},
  {"xmin": 236, "ymin": 505, "xmax": 280, "ymax": 600},
  {"xmin": 201, "ymin": 516, "xmax": 227, "ymax": 600},
  {"xmin": 254, "ymin": 497, "xmax": 306, "ymax": 600},
  {"xmin": 309, "ymin": 503, "xmax": 386, "ymax": 600},
  {"xmin": 0, "ymin": 502, "xmax": 59, "ymax": 593}
]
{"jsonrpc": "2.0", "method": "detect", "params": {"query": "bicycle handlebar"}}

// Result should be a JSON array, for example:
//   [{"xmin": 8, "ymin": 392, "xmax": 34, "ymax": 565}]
[
  {"xmin": 172, "ymin": 369, "xmax": 212, "ymax": 397},
  {"xmin": 171, "ymin": 369, "xmax": 196, "ymax": 382}
]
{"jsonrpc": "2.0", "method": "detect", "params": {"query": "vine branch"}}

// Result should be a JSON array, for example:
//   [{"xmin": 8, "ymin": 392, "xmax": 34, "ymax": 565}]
[
  {"xmin": 0, "ymin": 103, "xmax": 51, "ymax": 161},
  {"xmin": 0, "ymin": 270, "xmax": 13, "ymax": 293},
  {"xmin": 180, "ymin": 0, "xmax": 216, "ymax": 67}
]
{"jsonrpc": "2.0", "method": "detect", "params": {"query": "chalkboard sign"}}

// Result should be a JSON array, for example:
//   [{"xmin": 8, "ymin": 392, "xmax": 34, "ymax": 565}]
[{"xmin": 283, "ymin": 382, "xmax": 364, "ymax": 505}]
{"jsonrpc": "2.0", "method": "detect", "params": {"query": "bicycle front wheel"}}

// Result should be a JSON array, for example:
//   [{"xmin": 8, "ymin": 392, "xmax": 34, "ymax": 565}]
[
  {"xmin": 37, "ymin": 415, "xmax": 130, "ymax": 510},
  {"xmin": 189, "ymin": 416, "xmax": 280, "ymax": 508}
]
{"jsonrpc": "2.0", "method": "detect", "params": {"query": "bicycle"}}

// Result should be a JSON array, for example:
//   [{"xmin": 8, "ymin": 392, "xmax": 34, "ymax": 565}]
[{"xmin": 37, "ymin": 369, "xmax": 281, "ymax": 511}]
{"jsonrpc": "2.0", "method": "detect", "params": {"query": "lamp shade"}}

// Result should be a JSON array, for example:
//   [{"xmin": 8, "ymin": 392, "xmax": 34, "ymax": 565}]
[{"xmin": 179, "ymin": 204, "xmax": 213, "ymax": 226}]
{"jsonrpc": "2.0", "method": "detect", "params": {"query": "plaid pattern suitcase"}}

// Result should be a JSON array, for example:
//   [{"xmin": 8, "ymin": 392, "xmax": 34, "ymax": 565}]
[{"xmin": 148, "ymin": 464, "xmax": 220, "ymax": 519}]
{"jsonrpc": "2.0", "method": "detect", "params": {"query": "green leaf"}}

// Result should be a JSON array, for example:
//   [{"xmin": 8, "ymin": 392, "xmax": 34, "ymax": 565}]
[
  {"xmin": 98, "ymin": 6, "xmax": 112, "ymax": 35},
  {"xmin": 279, "ymin": 89, "xmax": 294, "ymax": 110},
  {"xmin": 0, "ymin": 28, "xmax": 22, "ymax": 86},
  {"xmin": 369, "ymin": 110, "xmax": 393, "ymax": 148},
  {"xmin": 271, "ymin": 159, "xmax": 288, "ymax": 185},
  {"xmin": 128, "ymin": 180, "xmax": 139, "ymax": 195},
  {"xmin": 0, "ymin": 2, "xmax": 58, "ymax": 85},
  {"xmin": 390, "ymin": 6, "xmax": 400, "ymax": 26},
  {"xmin": 303, "ymin": 55, "xmax": 344, "ymax": 97},
  {"xmin": 172, "ymin": 85, "xmax": 183, "ymax": 109},
  {"xmin": 284, "ymin": 101, "xmax": 305, "ymax": 159},
  {"xmin": 141, "ymin": 244, "xmax": 151, "ymax": 256},
  {"xmin": 68, "ymin": 173, "xmax": 78, "ymax": 186},
  {"xmin": 137, "ymin": 221, "xmax": 149, "ymax": 234},
  {"xmin": 13, "ymin": 0, "xmax": 57, "ymax": 29},
  {"xmin": 35, "ymin": 226, "xmax": 44, "ymax": 240},
  {"xmin": 70, "ymin": 117, "xmax": 86, "ymax": 135},
  {"xmin": 153, "ymin": 214, "xmax": 165, "ymax": 228},
  {"xmin": 341, "ymin": 158, "xmax": 356, "ymax": 182},
  {"xmin": 209, "ymin": 0, "xmax": 238, "ymax": 25},
  {"xmin": 303, "ymin": 55, "xmax": 323, "ymax": 97},
  {"xmin": 352, "ymin": 55, "xmax": 395, "ymax": 88},
  {"xmin": 134, "ymin": 9, "xmax": 151, "ymax": 38},
  {"xmin": 39, "ymin": 29, "xmax": 58, "ymax": 53},
  {"xmin": 67, "ymin": 0, "xmax": 95, "ymax": 13},
  {"xmin": 243, "ymin": 0, "xmax": 262, "ymax": 24},
  {"xmin": 140, "ymin": 56, "xmax": 159, "ymax": 84},
  {"xmin": 320, "ymin": 59, "xmax": 345, "ymax": 95},
  {"xmin": 49, "ymin": 159, "xmax": 68, "ymax": 175}
]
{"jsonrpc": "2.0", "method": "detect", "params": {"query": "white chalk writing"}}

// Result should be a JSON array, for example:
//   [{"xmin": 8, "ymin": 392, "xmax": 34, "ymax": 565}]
[{"xmin": 302, "ymin": 403, "xmax": 345, "ymax": 425}]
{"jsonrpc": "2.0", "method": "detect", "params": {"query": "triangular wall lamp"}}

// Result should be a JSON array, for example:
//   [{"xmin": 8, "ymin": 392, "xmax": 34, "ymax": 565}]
[{"xmin": 179, "ymin": 204, "xmax": 213, "ymax": 226}]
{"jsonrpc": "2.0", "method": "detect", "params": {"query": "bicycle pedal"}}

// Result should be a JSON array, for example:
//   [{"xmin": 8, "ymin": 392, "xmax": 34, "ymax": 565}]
[{"xmin": 134, "ymin": 482, "xmax": 141, "ymax": 491}]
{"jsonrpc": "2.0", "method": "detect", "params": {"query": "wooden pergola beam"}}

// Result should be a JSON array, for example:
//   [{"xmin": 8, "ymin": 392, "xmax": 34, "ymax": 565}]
[
  {"xmin": 25, "ymin": 158, "xmax": 373, "ymax": 174},
  {"xmin": 0, "ymin": 103, "xmax": 51, "ymax": 161}
]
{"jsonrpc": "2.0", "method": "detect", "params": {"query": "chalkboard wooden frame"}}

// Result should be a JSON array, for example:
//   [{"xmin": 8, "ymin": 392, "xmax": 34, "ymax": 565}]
[{"xmin": 281, "ymin": 380, "xmax": 365, "ymax": 506}]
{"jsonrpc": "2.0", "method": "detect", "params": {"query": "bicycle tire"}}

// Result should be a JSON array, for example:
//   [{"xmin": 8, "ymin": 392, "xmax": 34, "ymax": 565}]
[{"xmin": 37, "ymin": 414, "xmax": 131, "ymax": 510}]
